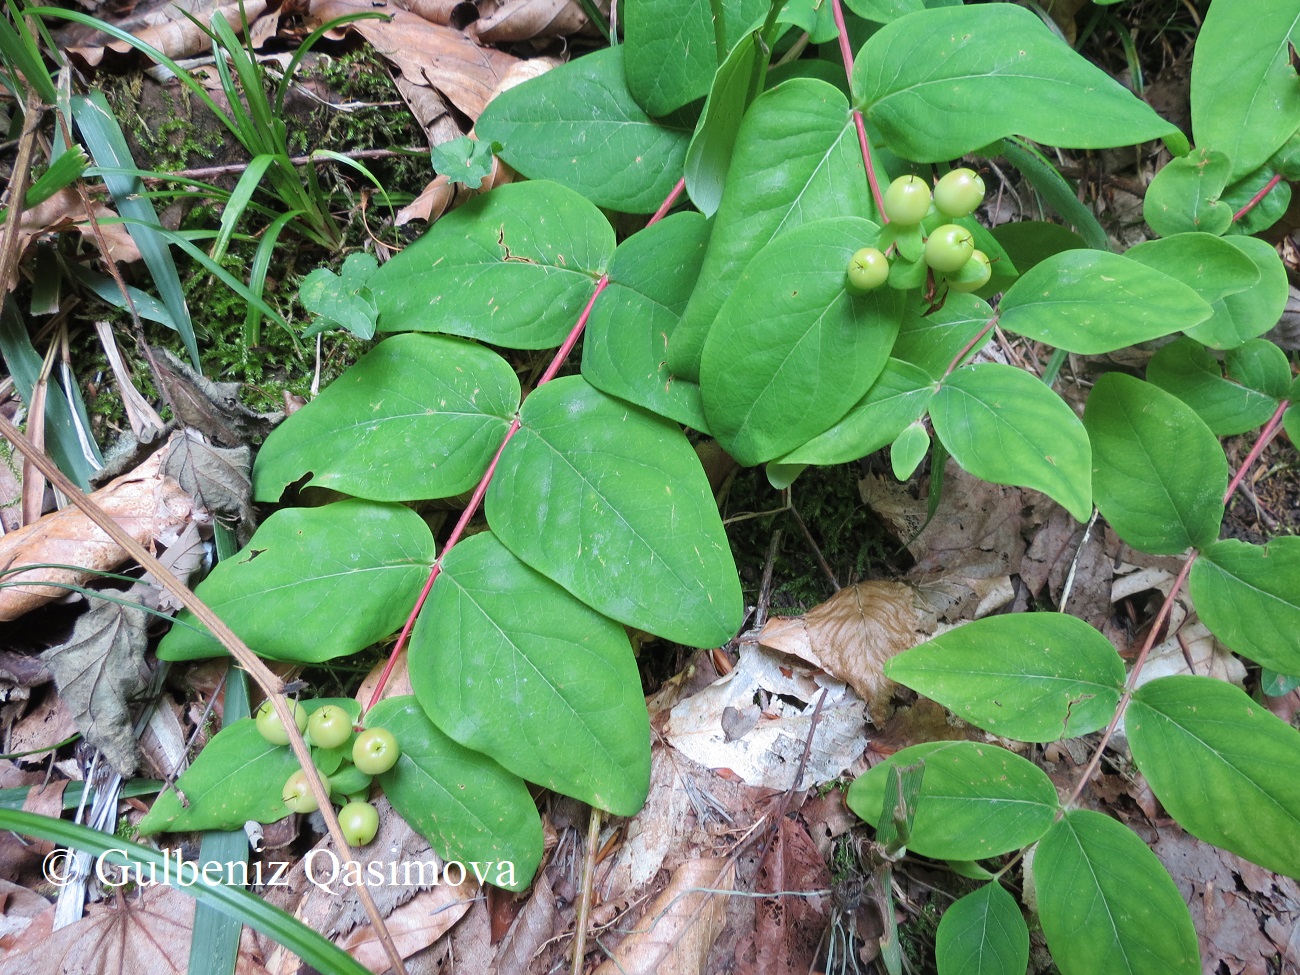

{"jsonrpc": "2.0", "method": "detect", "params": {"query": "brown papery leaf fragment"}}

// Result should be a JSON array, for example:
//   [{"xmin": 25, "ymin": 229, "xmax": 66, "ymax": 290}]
[
  {"xmin": 470, "ymin": 0, "xmax": 607, "ymax": 43},
  {"xmin": 759, "ymin": 581, "xmax": 933, "ymax": 721},
  {"xmin": 67, "ymin": 0, "xmax": 271, "ymax": 66},
  {"xmin": 592, "ymin": 858, "xmax": 732, "ymax": 975},
  {"xmin": 749, "ymin": 818, "xmax": 830, "ymax": 975},
  {"xmin": 0, "ymin": 448, "xmax": 193, "ymax": 621},
  {"xmin": 3, "ymin": 188, "xmax": 140, "ymax": 292}
]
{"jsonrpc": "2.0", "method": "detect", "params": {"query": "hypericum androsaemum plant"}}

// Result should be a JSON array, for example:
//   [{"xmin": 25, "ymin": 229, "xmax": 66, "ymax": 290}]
[{"xmin": 140, "ymin": 1, "xmax": 1300, "ymax": 970}]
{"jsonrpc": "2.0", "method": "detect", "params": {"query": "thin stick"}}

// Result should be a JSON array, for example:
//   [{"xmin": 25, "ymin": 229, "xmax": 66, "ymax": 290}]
[
  {"xmin": 0, "ymin": 415, "xmax": 410, "ymax": 975},
  {"xmin": 571, "ymin": 806, "xmax": 604, "ymax": 975}
]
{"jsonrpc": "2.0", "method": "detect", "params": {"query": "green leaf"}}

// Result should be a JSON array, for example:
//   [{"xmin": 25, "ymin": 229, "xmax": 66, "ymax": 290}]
[
  {"xmin": 1191, "ymin": 0, "xmax": 1300, "ymax": 179},
  {"xmin": 156, "ymin": 500, "xmax": 435, "ymax": 662},
  {"xmin": 929, "ymin": 364, "xmax": 1092, "ymax": 522},
  {"xmin": 1124, "ymin": 232, "xmax": 1260, "ymax": 306},
  {"xmin": 430, "ymin": 135, "xmax": 496, "ymax": 189},
  {"xmin": 367, "ymin": 696, "xmax": 543, "ymax": 891},
  {"xmin": 700, "ymin": 217, "xmax": 905, "ymax": 466},
  {"xmin": 845, "ymin": 741, "xmax": 1058, "ymax": 860},
  {"xmin": 998, "ymin": 250, "xmax": 1213, "ymax": 354},
  {"xmin": 299, "ymin": 252, "xmax": 378, "ymax": 340},
  {"xmin": 891, "ymin": 292, "xmax": 994, "ymax": 380},
  {"xmin": 476, "ymin": 48, "xmax": 692, "ymax": 213},
  {"xmin": 1227, "ymin": 339, "xmax": 1292, "ymax": 398},
  {"xmin": 410, "ymin": 532, "xmax": 650, "ymax": 816},
  {"xmin": 1223, "ymin": 165, "xmax": 1292, "ymax": 236},
  {"xmin": 685, "ymin": 32, "xmax": 764, "ymax": 217},
  {"xmin": 1146, "ymin": 337, "xmax": 1279, "ymax": 436},
  {"xmin": 852, "ymin": 5, "xmax": 1183, "ymax": 162},
  {"xmin": 1183, "ymin": 229, "xmax": 1290, "ymax": 350},
  {"xmin": 778, "ymin": 359, "xmax": 936, "ymax": 467},
  {"xmin": 890, "ymin": 422, "xmax": 929, "ymax": 480},
  {"xmin": 935, "ymin": 882, "xmax": 1028, "ymax": 975},
  {"xmin": 1142, "ymin": 148, "xmax": 1234, "ymax": 238},
  {"xmin": 139, "ymin": 700, "xmax": 348, "ymax": 833},
  {"xmin": 580, "ymin": 211, "xmax": 711, "ymax": 431},
  {"xmin": 1083, "ymin": 373, "xmax": 1226, "ymax": 554},
  {"xmin": 1263, "ymin": 669, "xmax": 1300, "ymax": 697},
  {"xmin": 989, "ymin": 221, "xmax": 1087, "ymax": 276},
  {"xmin": 886, "ymin": 614, "xmax": 1124, "ymax": 742},
  {"xmin": 1034, "ymin": 809, "xmax": 1199, "ymax": 975},
  {"xmin": 487, "ymin": 377, "xmax": 742, "ymax": 648},
  {"xmin": 1189, "ymin": 538, "xmax": 1300, "ymax": 674},
  {"xmin": 370, "ymin": 180, "xmax": 614, "ymax": 348},
  {"xmin": 667, "ymin": 79, "xmax": 874, "ymax": 381},
  {"xmin": 253, "ymin": 334, "xmax": 520, "ymax": 503},
  {"xmin": 622, "ymin": 0, "xmax": 768, "ymax": 115},
  {"xmin": 1129, "ymin": 675, "xmax": 1300, "ymax": 879},
  {"xmin": 844, "ymin": 0, "xmax": 924, "ymax": 22}
]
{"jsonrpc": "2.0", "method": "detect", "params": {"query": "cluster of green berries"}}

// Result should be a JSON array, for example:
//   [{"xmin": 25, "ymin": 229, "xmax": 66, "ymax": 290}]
[
  {"xmin": 255, "ymin": 699, "xmax": 401, "ymax": 846},
  {"xmin": 846, "ymin": 169, "xmax": 992, "ymax": 295}
]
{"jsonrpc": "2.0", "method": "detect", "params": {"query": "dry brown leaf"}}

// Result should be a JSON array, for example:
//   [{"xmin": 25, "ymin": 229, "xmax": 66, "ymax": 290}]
[
  {"xmin": 308, "ymin": 0, "xmax": 517, "ymax": 121},
  {"xmin": 0, "ymin": 878, "xmax": 53, "ymax": 950},
  {"xmin": 3, "ymin": 189, "xmax": 141, "ymax": 292},
  {"xmin": 67, "ymin": 0, "xmax": 272, "ymax": 66},
  {"xmin": 0, "ymin": 780, "xmax": 66, "ymax": 883},
  {"xmin": 759, "ymin": 581, "xmax": 931, "ymax": 720},
  {"xmin": 470, "ymin": 0, "xmax": 607, "ymax": 42},
  {"xmin": 494, "ymin": 872, "xmax": 558, "ymax": 975},
  {"xmin": 592, "ymin": 857, "xmax": 732, "ymax": 975},
  {"xmin": 7, "ymin": 690, "xmax": 79, "ymax": 765},
  {"xmin": 747, "ymin": 818, "xmax": 830, "ymax": 975},
  {"xmin": 0, "ymin": 447, "xmax": 193, "ymax": 621},
  {"xmin": 389, "ymin": 0, "xmax": 465, "ymax": 25},
  {"xmin": 338, "ymin": 885, "xmax": 475, "ymax": 971}
]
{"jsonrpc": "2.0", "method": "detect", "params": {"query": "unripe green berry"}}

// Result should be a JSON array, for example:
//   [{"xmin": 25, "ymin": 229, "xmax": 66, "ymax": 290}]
[
  {"xmin": 882, "ymin": 175, "xmax": 932, "ymax": 225},
  {"xmin": 282, "ymin": 769, "xmax": 326, "ymax": 814},
  {"xmin": 933, "ymin": 168, "xmax": 986, "ymax": 218},
  {"xmin": 256, "ymin": 700, "xmax": 308, "ymax": 746},
  {"xmin": 947, "ymin": 250, "xmax": 992, "ymax": 292},
  {"xmin": 846, "ymin": 247, "xmax": 889, "ymax": 293},
  {"xmin": 924, "ymin": 224, "xmax": 975, "ymax": 273},
  {"xmin": 338, "ymin": 800, "xmax": 380, "ymax": 846}
]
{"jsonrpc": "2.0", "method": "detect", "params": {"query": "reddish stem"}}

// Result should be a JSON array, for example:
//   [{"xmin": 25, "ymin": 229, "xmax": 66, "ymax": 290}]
[
  {"xmin": 830, "ymin": 0, "xmax": 888, "ymax": 220},
  {"xmin": 364, "ymin": 179, "xmax": 686, "ymax": 713},
  {"xmin": 942, "ymin": 316, "xmax": 998, "ymax": 378},
  {"xmin": 1064, "ymin": 399, "xmax": 1292, "ymax": 807},
  {"xmin": 1232, "ymin": 172, "xmax": 1285, "ymax": 223}
]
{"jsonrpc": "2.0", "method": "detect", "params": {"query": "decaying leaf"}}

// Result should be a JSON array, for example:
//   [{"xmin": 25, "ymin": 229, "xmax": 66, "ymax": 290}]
[
  {"xmin": 339, "ymin": 885, "xmax": 474, "ymax": 971},
  {"xmin": 592, "ymin": 857, "xmax": 732, "ymax": 975},
  {"xmin": 41, "ymin": 594, "xmax": 151, "ymax": 776},
  {"xmin": 741, "ymin": 818, "xmax": 831, "ymax": 975},
  {"xmin": 2, "ymin": 188, "xmax": 141, "ymax": 293},
  {"xmin": 470, "ymin": 0, "xmax": 608, "ymax": 43},
  {"xmin": 152, "ymin": 349, "xmax": 282, "ymax": 447},
  {"xmin": 0, "ymin": 447, "xmax": 193, "ymax": 621},
  {"xmin": 65, "ymin": 0, "xmax": 273, "ymax": 66},
  {"xmin": 163, "ymin": 428, "xmax": 254, "ymax": 539},
  {"xmin": 759, "ymin": 581, "xmax": 934, "ymax": 720}
]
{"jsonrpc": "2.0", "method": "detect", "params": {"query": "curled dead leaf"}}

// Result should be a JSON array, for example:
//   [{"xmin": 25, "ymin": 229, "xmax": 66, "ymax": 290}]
[
  {"xmin": 3, "ymin": 188, "xmax": 141, "ymax": 292},
  {"xmin": 470, "ymin": 0, "xmax": 608, "ymax": 43},
  {"xmin": 67, "ymin": 0, "xmax": 272, "ymax": 67}
]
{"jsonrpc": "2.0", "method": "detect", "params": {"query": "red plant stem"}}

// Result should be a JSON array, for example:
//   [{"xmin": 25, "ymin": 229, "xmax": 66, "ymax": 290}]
[
  {"xmin": 364, "ymin": 179, "xmax": 686, "ymax": 714},
  {"xmin": 1064, "ymin": 400, "xmax": 1292, "ymax": 808},
  {"xmin": 830, "ymin": 0, "xmax": 888, "ymax": 220},
  {"xmin": 942, "ymin": 316, "xmax": 998, "ymax": 378},
  {"xmin": 1232, "ymin": 172, "xmax": 1285, "ymax": 223}
]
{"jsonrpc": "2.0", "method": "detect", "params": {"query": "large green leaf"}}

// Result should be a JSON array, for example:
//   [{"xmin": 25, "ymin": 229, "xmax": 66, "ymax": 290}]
[
  {"xmin": 475, "ymin": 48, "xmax": 691, "ymax": 214},
  {"xmin": 1142, "ymin": 149, "xmax": 1234, "ymax": 238},
  {"xmin": 890, "ymin": 292, "xmax": 995, "ymax": 380},
  {"xmin": 370, "ymin": 181, "xmax": 614, "ymax": 348},
  {"xmin": 622, "ymin": 0, "xmax": 768, "ymax": 115},
  {"xmin": 935, "ymin": 882, "xmax": 1028, "ymax": 975},
  {"xmin": 667, "ymin": 79, "xmax": 874, "ymax": 380},
  {"xmin": 886, "ymin": 614, "xmax": 1123, "ymax": 742},
  {"xmin": 253, "ymin": 334, "xmax": 519, "ymax": 503},
  {"xmin": 699, "ymin": 217, "xmax": 904, "ymax": 466},
  {"xmin": 1191, "ymin": 0, "xmax": 1300, "ymax": 179},
  {"xmin": 989, "ymin": 221, "xmax": 1087, "ymax": 277},
  {"xmin": 998, "ymin": 251, "xmax": 1212, "ymax": 354},
  {"xmin": 1124, "ymin": 233, "xmax": 1260, "ymax": 306},
  {"xmin": 486, "ymin": 377, "xmax": 742, "ymax": 648},
  {"xmin": 1146, "ymin": 338, "xmax": 1279, "ymax": 436},
  {"xmin": 1082, "ymin": 373, "xmax": 1226, "ymax": 554},
  {"xmin": 368, "ymin": 696, "xmax": 543, "ymax": 892},
  {"xmin": 929, "ymin": 364, "xmax": 1092, "ymax": 521},
  {"xmin": 845, "ymin": 741, "xmax": 1058, "ymax": 860},
  {"xmin": 852, "ymin": 5, "xmax": 1183, "ymax": 162},
  {"xmin": 139, "ymin": 700, "xmax": 352, "ymax": 833},
  {"xmin": 410, "ymin": 532, "xmax": 650, "ymax": 816},
  {"xmin": 1129, "ymin": 675, "xmax": 1300, "ymax": 879},
  {"xmin": 1034, "ymin": 809, "xmax": 1199, "ymax": 975},
  {"xmin": 156, "ymin": 500, "xmax": 435, "ymax": 662},
  {"xmin": 1226, "ymin": 338, "xmax": 1293, "ymax": 398},
  {"xmin": 1182, "ymin": 236, "xmax": 1289, "ymax": 350},
  {"xmin": 1189, "ymin": 538, "xmax": 1300, "ymax": 675},
  {"xmin": 778, "ymin": 359, "xmax": 936, "ymax": 466},
  {"xmin": 580, "ymin": 211, "xmax": 710, "ymax": 431},
  {"xmin": 684, "ymin": 32, "xmax": 764, "ymax": 217}
]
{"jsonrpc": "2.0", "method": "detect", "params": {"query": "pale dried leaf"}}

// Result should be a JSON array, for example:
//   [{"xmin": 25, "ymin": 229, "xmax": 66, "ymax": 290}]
[
  {"xmin": 0, "ymin": 878, "xmax": 54, "ymax": 949},
  {"xmin": 9, "ymin": 688, "xmax": 79, "ymax": 758},
  {"xmin": 162, "ymin": 429, "xmax": 253, "ymax": 538},
  {"xmin": 41, "ymin": 594, "xmax": 151, "ymax": 776},
  {"xmin": 592, "ymin": 858, "xmax": 732, "ymax": 975},
  {"xmin": 0, "ymin": 780, "xmax": 67, "ymax": 882},
  {"xmin": 339, "ymin": 885, "xmax": 475, "ymax": 971},
  {"xmin": 390, "ymin": 0, "xmax": 465, "ymax": 23},
  {"xmin": 307, "ymin": 0, "xmax": 517, "ymax": 120},
  {"xmin": 393, "ymin": 76, "xmax": 460, "ymax": 146},
  {"xmin": 760, "ymin": 581, "xmax": 932, "ymax": 719},
  {"xmin": 601, "ymin": 745, "xmax": 695, "ymax": 899},
  {"xmin": 446, "ymin": 896, "xmax": 494, "ymax": 975},
  {"xmin": 152, "ymin": 349, "xmax": 282, "ymax": 447},
  {"xmin": 0, "ymin": 448, "xmax": 193, "ymax": 621},
  {"xmin": 470, "ymin": 0, "xmax": 606, "ymax": 42},
  {"xmin": 749, "ymin": 818, "xmax": 831, "ymax": 975},
  {"xmin": 494, "ymin": 872, "xmax": 557, "ymax": 975},
  {"xmin": 67, "ymin": 0, "xmax": 270, "ymax": 65},
  {"xmin": 3, "ymin": 189, "xmax": 141, "ymax": 292}
]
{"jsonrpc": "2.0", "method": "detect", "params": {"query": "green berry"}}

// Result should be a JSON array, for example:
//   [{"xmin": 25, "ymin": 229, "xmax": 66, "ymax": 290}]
[
  {"xmin": 307, "ymin": 705, "xmax": 352, "ymax": 749},
  {"xmin": 352, "ymin": 728, "xmax": 401, "ymax": 775},
  {"xmin": 882, "ymin": 175, "xmax": 932, "ymax": 225},
  {"xmin": 847, "ymin": 247, "xmax": 889, "ymax": 293},
  {"xmin": 933, "ymin": 168, "xmax": 986, "ymax": 218},
  {"xmin": 255, "ymin": 700, "xmax": 308, "ymax": 746},
  {"xmin": 338, "ymin": 800, "xmax": 380, "ymax": 846},
  {"xmin": 924, "ymin": 224, "xmax": 975, "ymax": 273},
  {"xmin": 948, "ymin": 250, "xmax": 992, "ymax": 292},
  {"xmin": 282, "ymin": 769, "xmax": 326, "ymax": 814}
]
